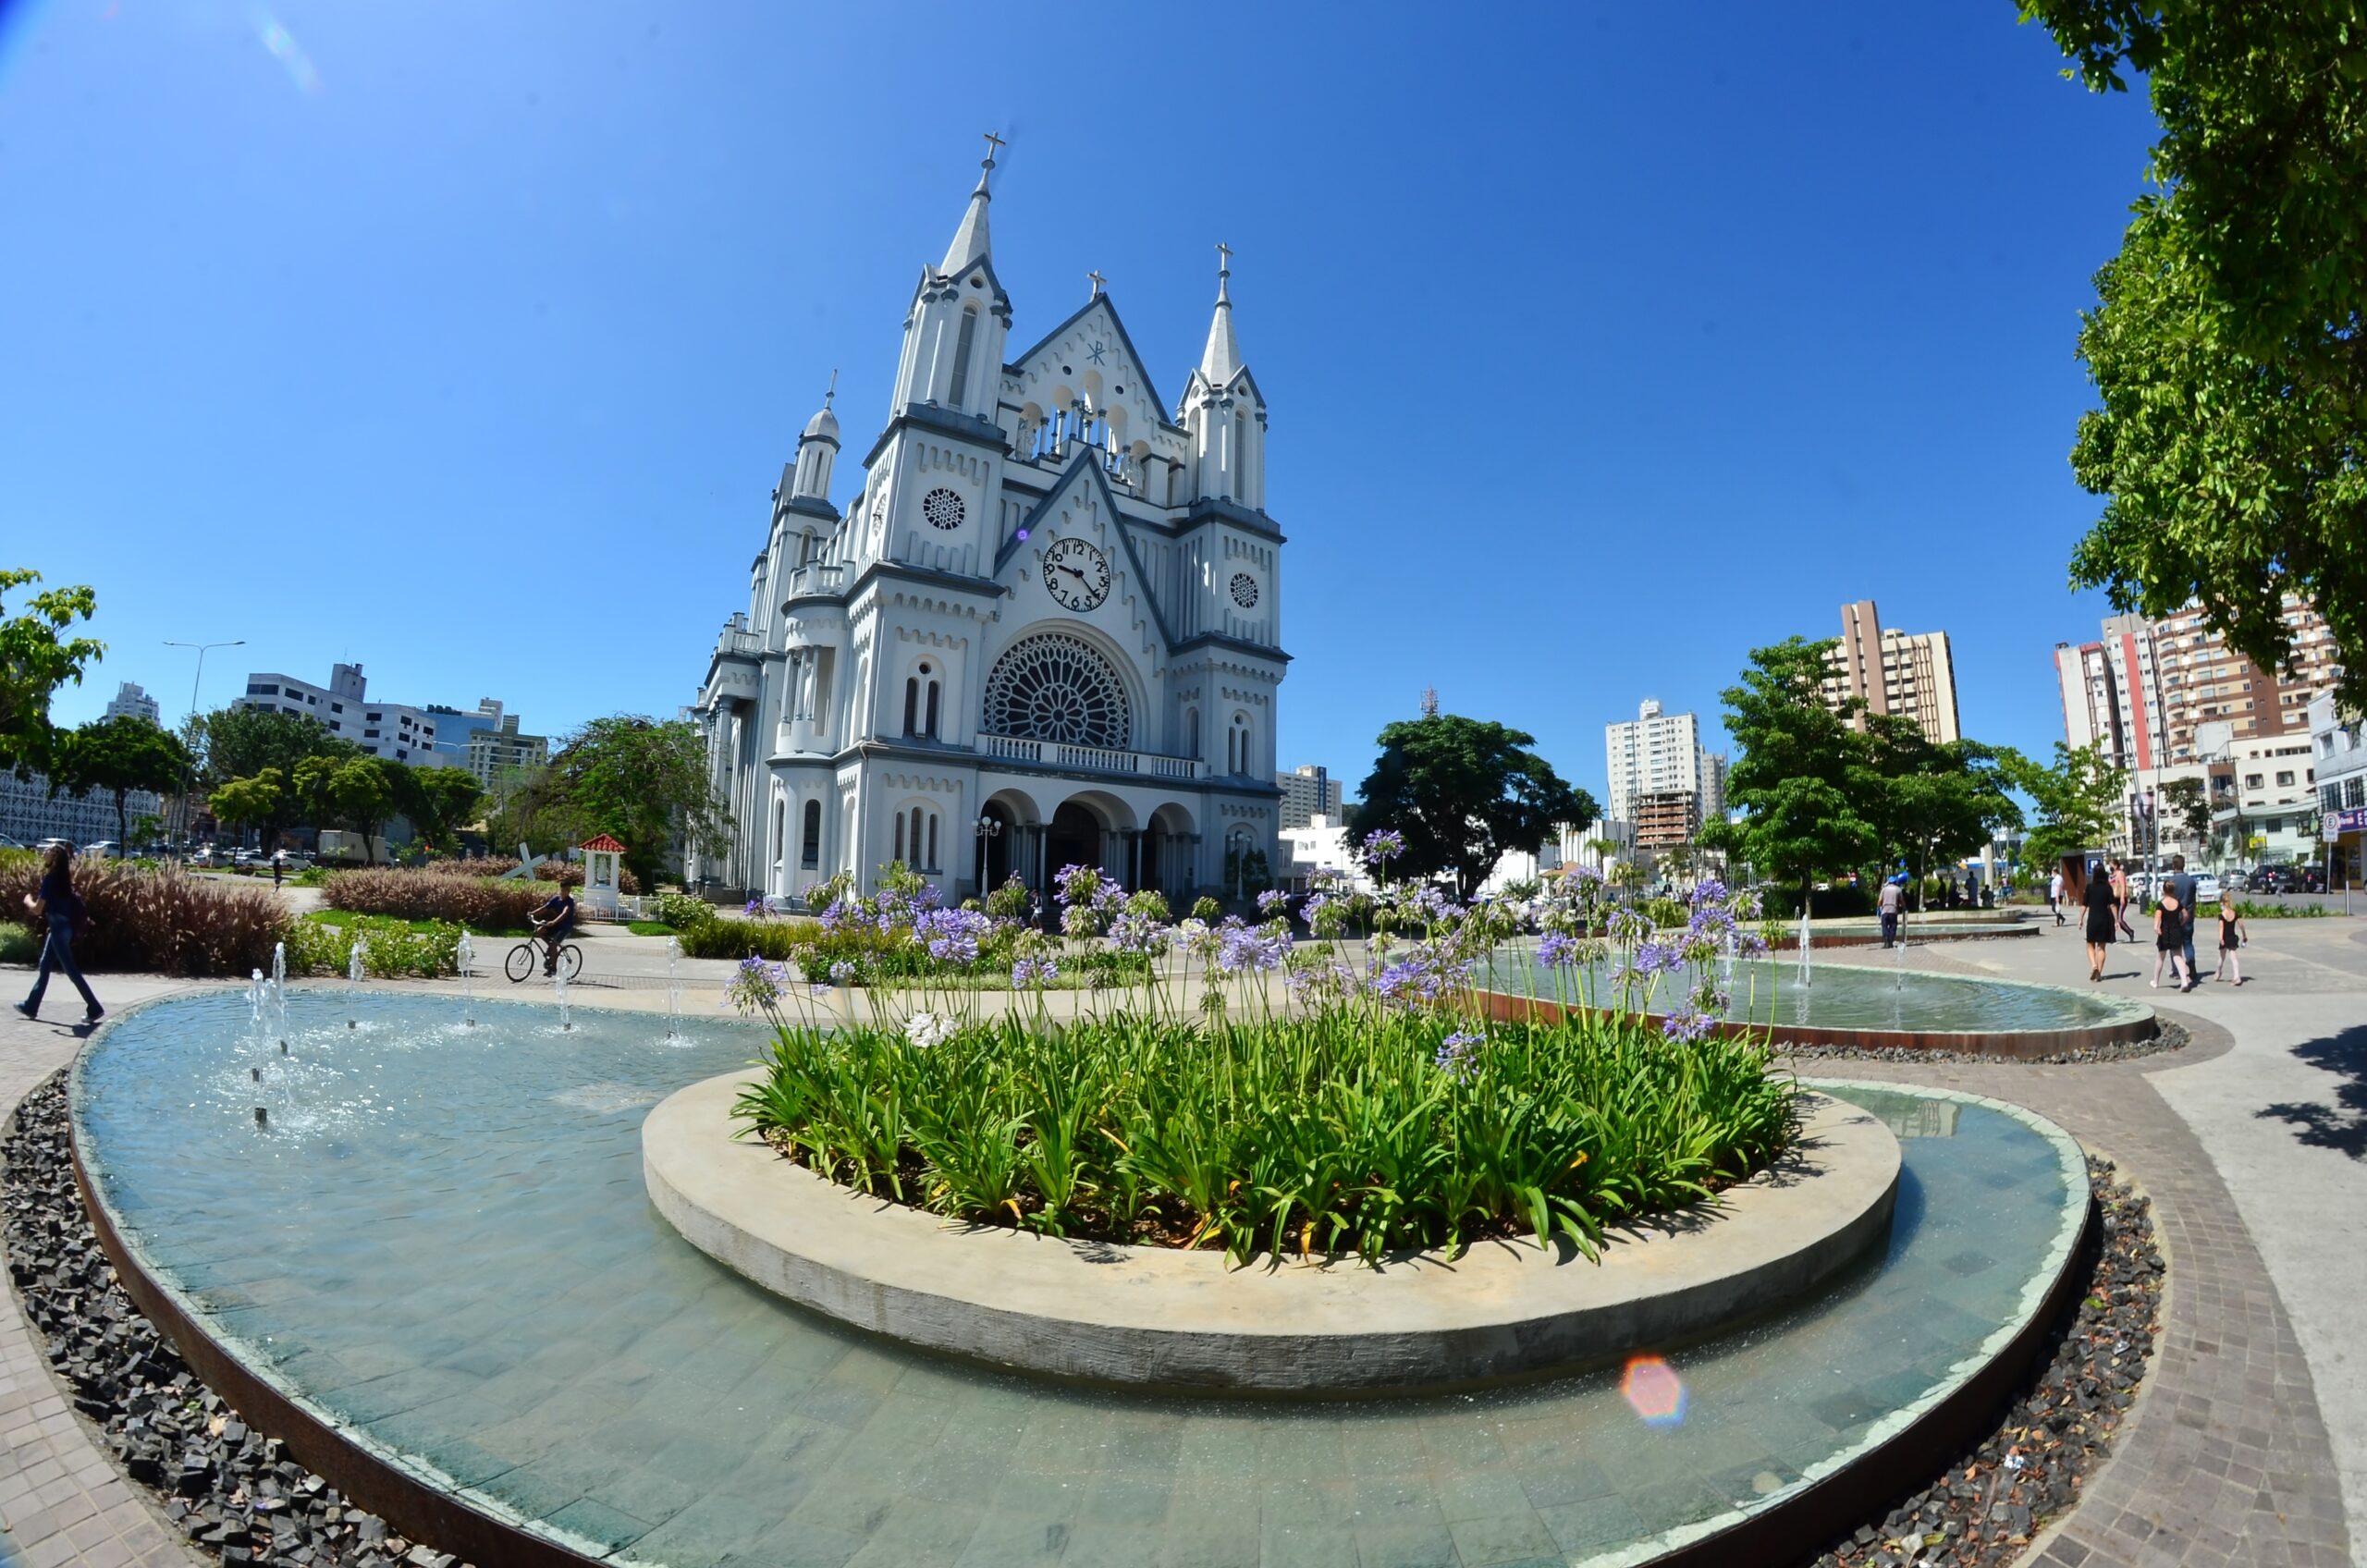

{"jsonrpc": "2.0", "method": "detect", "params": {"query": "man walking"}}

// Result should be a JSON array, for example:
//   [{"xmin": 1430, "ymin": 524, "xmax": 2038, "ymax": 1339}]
[
  {"xmin": 2164, "ymin": 854, "xmax": 2201, "ymax": 990},
  {"xmin": 2109, "ymin": 858, "xmax": 2135, "ymax": 941},
  {"xmin": 2048, "ymin": 867, "xmax": 2066, "ymax": 926},
  {"xmin": 1877, "ymin": 875, "xmax": 1905, "ymax": 949}
]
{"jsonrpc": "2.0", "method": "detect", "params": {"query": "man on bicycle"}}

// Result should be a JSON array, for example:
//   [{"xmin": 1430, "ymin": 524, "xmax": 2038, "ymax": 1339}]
[{"xmin": 531, "ymin": 886, "xmax": 579, "ymax": 975}]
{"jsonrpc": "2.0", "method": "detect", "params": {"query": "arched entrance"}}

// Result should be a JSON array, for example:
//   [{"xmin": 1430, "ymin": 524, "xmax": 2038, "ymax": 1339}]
[
  {"xmin": 1047, "ymin": 802, "xmax": 1102, "ymax": 884},
  {"xmin": 1147, "ymin": 803, "xmax": 1197, "ymax": 904}
]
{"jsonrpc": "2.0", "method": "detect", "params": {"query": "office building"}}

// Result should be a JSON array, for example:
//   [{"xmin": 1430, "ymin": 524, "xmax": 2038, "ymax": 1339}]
[
  {"xmin": 467, "ymin": 724, "xmax": 550, "ymax": 790},
  {"xmin": 0, "ymin": 770, "xmax": 160, "ymax": 847},
  {"xmin": 2312, "ymin": 693, "xmax": 2364, "ymax": 888},
  {"xmin": 237, "ymin": 664, "xmax": 437, "ymax": 763},
  {"xmin": 1276, "ymin": 765, "xmax": 1343, "ymax": 831},
  {"xmin": 1605, "ymin": 700, "xmax": 1719, "ymax": 840},
  {"xmin": 104, "ymin": 682, "xmax": 161, "ymax": 725},
  {"xmin": 1821, "ymin": 599, "xmax": 1962, "ymax": 742}
]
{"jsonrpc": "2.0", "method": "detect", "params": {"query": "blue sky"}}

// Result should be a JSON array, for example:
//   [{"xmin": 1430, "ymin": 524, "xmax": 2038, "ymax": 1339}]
[{"xmin": 0, "ymin": 1, "xmax": 2160, "ymax": 806}]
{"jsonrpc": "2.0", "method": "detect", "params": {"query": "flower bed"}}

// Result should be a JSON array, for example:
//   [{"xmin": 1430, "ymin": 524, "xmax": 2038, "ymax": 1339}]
[{"xmin": 731, "ymin": 858, "xmax": 1791, "ymax": 1264}]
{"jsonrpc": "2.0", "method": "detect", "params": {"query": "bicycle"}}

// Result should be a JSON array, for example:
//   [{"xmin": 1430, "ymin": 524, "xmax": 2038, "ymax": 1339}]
[{"xmin": 505, "ymin": 937, "xmax": 583, "ymax": 984}]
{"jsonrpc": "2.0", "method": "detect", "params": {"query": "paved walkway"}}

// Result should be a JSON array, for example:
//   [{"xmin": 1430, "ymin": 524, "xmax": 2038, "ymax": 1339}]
[{"xmin": 0, "ymin": 911, "xmax": 2360, "ymax": 1566}]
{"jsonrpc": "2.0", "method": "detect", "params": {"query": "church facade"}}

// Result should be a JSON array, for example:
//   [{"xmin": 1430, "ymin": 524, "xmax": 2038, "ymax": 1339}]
[{"xmin": 688, "ymin": 150, "xmax": 1286, "ymax": 904}]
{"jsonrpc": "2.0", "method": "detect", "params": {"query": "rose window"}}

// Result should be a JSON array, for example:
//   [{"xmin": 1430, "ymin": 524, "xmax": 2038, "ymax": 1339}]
[
  {"xmin": 982, "ymin": 634, "xmax": 1131, "ymax": 749},
  {"xmin": 922, "ymin": 488, "xmax": 965, "ymax": 531},
  {"xmin": 1230, "ymin": 571, "xmax": 1258, "ymax": 609}
]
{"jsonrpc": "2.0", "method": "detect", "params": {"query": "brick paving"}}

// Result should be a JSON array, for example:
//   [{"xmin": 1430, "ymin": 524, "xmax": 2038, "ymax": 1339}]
[{"xmin": 0, "ymin": 950, "xmax": 2359, "ymax": 1565}]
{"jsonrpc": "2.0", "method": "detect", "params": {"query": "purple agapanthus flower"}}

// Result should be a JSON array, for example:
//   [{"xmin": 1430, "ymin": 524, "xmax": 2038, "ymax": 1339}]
[
  {"xmin": 1257, "ymin": 888, "xmax": 1290, "ymax": 915},
  {"xmin": 1433, "ymin": 1028, "xmax": 1483, "ymax": 1079},
  {"xmin": 1661, "ymin": 1004, "xmax": 1716, "ymax": 1044},
  {"xmin": 1537, "ymin": 931, "xmax": 1580, "ymax": 969}
]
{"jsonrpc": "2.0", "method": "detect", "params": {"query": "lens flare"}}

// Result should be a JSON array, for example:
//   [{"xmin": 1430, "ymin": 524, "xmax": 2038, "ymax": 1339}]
[
  {"xmin": 251, "ymin": 9, "xmax": 321, "ymax": 94},
  {"xmin": 1620, "ymin": 1354, "xmax": 1687, "ymax": 1428}
]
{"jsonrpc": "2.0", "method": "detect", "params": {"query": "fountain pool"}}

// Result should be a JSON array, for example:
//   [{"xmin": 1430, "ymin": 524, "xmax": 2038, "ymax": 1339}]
[
  {"xmin": 1490, "ymin": 950, "xmax": 2154, "ymax": 1058},
  {"xmin": 69, "ymin": 990, "xmax": 2093, "ymax": 1567}
]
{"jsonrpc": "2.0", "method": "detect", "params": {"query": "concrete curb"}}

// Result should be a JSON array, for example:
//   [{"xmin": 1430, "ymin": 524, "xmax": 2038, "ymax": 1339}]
[{"xmin": 643, "ymin": 1079, "xmax": 1900, "ymax": 1394}]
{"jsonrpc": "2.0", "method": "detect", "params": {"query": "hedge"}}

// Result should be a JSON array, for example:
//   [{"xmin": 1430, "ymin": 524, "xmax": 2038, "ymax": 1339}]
[{"xmin": 322, "ymin": 868, "xmax": 548, "ymax": 931}]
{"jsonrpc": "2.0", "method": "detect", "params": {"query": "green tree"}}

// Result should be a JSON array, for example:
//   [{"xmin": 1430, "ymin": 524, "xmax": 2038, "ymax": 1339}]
[
  {"xmin": 321, "ymin": 757, "xmax": 397, "ymax": 864},
  {"xmin": 2157, "ymin": 776, "xmax": 2212, "ymax": 845},
  {"xmin": 196, "ymin": 705, "xmax": 348, "ymax": 791},
  {"xmin": 1855, "ymin": 717, "xmax": 2024, "ymax": 896},
  {"xmin": 395, "ymin": 765, "xmax": 484, "ymax": 854},
  {"xmin": 491, "ymin": 717, "xmax": 731, "ymax": 886},
  {"xmin": 1351, "ymin": 714, "xmax": 1592, "ymax": 899},
  {"xmin": 209, "ymin": 769, "xmax": 287, "ymax": 848},
  {"xmin": 2006, "ymin": 741, "xmax": 2128, "ymax": 875},
  {"xmin": 1702, "ymin": 637, "xmax": 1878, "ymax": 907},
  {"xmin": 2023, "ymin": 2, "xmax": 2367, "ymax": 700},
  {"xmin": 55, "ymin": 716, "xmax": 191, "ymax": 850},
  {"xmin": 0, "ymin": 569, "xmax": 104, "ymax": 776}
]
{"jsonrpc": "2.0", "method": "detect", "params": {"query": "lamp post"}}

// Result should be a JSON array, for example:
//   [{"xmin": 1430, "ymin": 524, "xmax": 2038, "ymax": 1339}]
[
  {"xmin": 164, "ymin": 638, "xmax": 244, "ymax": 855},
  {"xmin": 974, "ymin": 812, "xmax": 1002, "ymax": 898}
]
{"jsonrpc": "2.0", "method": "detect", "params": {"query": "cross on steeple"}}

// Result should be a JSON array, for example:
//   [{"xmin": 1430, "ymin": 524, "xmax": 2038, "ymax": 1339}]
[
  {"xmin": 1087, "ymin": 270, "xmax": 1106, "ymax": 298},
  {"xmin": 981, "ymin": 130, "xmax": 1006, "ymax": 169},
  {"xmin": 1215, "ymin": 241, "xmax": 1233, "ymax": 275},
  {"xmin": 824, "ymin": 368, "xmax": 838, "ymax": 408}
]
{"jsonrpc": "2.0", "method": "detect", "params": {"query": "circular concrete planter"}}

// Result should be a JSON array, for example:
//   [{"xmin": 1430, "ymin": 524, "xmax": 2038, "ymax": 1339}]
[{"xmin": 644, "ymin": 1078, "xmax": 1900, "ymax": 1394}]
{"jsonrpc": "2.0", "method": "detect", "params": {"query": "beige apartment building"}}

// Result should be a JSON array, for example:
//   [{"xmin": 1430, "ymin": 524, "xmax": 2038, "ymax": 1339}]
[
  {"xmin": 1820, "ymin": 599, "xmax": 1961, "ymax": 742},
  {"xmin": 2152, "ymin": 596, "xmax": 2346, "ymax": 764}
]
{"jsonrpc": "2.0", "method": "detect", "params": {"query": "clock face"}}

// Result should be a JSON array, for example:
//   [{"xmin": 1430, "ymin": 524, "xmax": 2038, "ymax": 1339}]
[
  {"xmin": 1229, "ymin": 570, "xmax": 1259, "ymax": 609},
  {"xmin": 1041, "ymin": 537, "xmax": 1111, "ymax": 612}
]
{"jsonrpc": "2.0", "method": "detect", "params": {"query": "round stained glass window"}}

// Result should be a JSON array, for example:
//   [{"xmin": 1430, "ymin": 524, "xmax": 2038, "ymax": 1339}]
[
  {"xmin": 1229, "ymin": 571, "xmax": 1258, "ymax": 609},
  {"xmin": 982, "ymin": 634, "xmax": 1131, "ymax": 750},
  {"xmin": 922, "ymin": 488, "xmax": 965, "ymax": 531}
]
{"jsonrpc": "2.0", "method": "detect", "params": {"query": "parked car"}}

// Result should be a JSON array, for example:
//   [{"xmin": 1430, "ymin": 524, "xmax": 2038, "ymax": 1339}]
[
  {"xmin": 2192, "ymin": 873, "xmax": 2222, "ymax": 902},
  {"xmin": 2220, "ymin": 868, "xmax": 2250, "ymax": 893},
  {"xmin": 80, "ymin": 840, "xmax": 119, "ymax": 858},
  {"xmin": 2250, "ymin": 864, "xmax": 2300, "ymax": 894},
  {"xmin": 0, "ymin": 833, "xmax": 25, "ymax": 850}
]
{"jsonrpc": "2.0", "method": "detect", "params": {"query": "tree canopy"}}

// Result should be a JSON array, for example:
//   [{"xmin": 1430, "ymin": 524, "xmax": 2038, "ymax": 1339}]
[
  {"xmin": 0, "ymin": 569, "xmax": 104, "ymax": 777},
  {"xmin": 1855, "ymin": 716, "xmax": 2024, "ymax": 887},
  {"xmin": 55, "ymin": 716, "xmax": 190, "ymax": 848},
  {"xmin": 197, "ymin": 705, "xmax": 348, "ymax": 793},
  {"xmin": 489, "ymin": 716, "xmax": 731, "ymax": 885},
  {"xmin": 1350, "ymin": 714, "xmax": 1592, "ymax": 899},
  {"xmin": 2024, "ymin": 1, "xmax": 2367, "ymax": 700},
  {"xmin": 2006, "ymin": 741, "xmax": 2129, "ymax": 874},
  {"xmin": 1703, "ymin": 637, "xmax": 1878, "ymax": 900}
]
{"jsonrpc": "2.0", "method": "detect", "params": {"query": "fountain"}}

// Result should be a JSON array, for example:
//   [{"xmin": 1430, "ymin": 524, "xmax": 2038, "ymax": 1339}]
[
  {"xmin": 69, "ymin": 998, "xmax": 2098, "ymax": 1568},
  {"xmin": 347, "ymin": 936, "xmax": 366, "ymax": 1028},
  {"xmin": 246, "ymin": 969, "xmax": 265, "ymax": 1057},
  {"xmin": 665, "ymin": 935, "xmax": 682, "ymax": 1040},
  {"xmin": 456, "ymin": 931, "xmax": 475, "ymax": 1027},
  {"xmin": 269, "ymin": 941, "xmax": 288, "ymax": 1049},
  {"xmin": 553, "ymin": 950, "xmax": 570, "ymax": 1031},
  {"xmin": 1797, "ymin": 907, "xmax": 1813, "ymax": 986}
]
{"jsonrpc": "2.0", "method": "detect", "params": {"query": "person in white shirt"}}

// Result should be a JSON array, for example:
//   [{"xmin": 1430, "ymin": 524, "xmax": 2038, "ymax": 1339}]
[{"xmin": 2047, "ymin": 868, "xmax": 2066, "ymax": 926}]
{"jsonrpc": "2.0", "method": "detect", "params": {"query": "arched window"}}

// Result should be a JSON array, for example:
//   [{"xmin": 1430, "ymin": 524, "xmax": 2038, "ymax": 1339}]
[
  {"xmin": 981, "ymin": 633, "xmax": 1131, "ymax": 749},
  {"xmin": 925, "ymin": 677, "xmax": 941, "ymax": 739},
  {"xmin": 799, "ymin": 529, "xmax": 817, "ymax": 565},
  {"xmin": 926, "ymin": 812, "xmax": 939, "ymax": 871},
  {"xmin": 1231, "ymin": 715, "xmax": 1251, "ymax": 777},
  {"xmin": 1185, "ymin": 706, "xmax": 1200, "ymax": 760},
  {"xmin": 903, "ymin": 677, "xmax": 919, "ymax": 736},
  {"xmin": 893, "ymin": 811, "xmax": 906, "ymax": 864},
  {"xmin": 948, "ymin": 306, "xmax": 978, "ymax": 410},
  {"xmin": 771, "ymin": 797, "xmax": 786, "ymax": 874},
  {"xmin": 801, "ymin": 799, "xmax": 822, "ymax": 868},
  {"xmin": 1226, "ymin": 727, "xmax": 1237, "ymax": 775}
]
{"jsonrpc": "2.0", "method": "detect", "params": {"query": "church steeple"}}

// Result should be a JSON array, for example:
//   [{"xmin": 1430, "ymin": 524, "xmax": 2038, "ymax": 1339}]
[
  {"xmin": 788, "ymin": 373, "xmax": 840, "ymax": 504},
  {"xmin": 1198, "ymin": 242, "xmax": 1243, "ymax": 385},
  {"xmin": 938, "ymin": 133, "xmax": 1001, "ymax": 276},
  {"xmin": 890, "ymin": 135, "xmax": 1013, "ymax": 416}
]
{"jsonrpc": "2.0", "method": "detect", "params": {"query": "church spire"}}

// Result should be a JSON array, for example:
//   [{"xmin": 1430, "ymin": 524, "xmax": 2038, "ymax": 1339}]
[
  {"xmin": 1198, "ymin": 242, "xmax": 1242, "ymax": 384},
  {"xmin": 938, "ymin": 132, "xmax": 1003, "ymax": 276}
]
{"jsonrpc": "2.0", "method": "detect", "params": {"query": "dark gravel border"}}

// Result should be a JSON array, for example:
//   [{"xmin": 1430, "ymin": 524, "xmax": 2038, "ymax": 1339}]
[
  {"xmin": 4, "ymin": 1075, "xmax": 480, "ymax": 1568},
  {"xmin": 1780, "ymin": 1015, "xmax": 2190, "ymax": 1067},
  {"xmin": 5, "ymin": 1072, "xmax": 2160, "ymax": 1568},
  {"xmin": 1801, "ymin": 1155, "xmax": 2164, "ymax": 1567}
]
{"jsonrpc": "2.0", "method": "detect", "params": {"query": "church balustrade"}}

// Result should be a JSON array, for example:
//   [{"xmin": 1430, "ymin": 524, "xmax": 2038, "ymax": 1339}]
[
  {"xmin": 979, "ymin": 732, "xmax": 1207, "ymax": 780},
  {"xmin": 786, "ymin": 562, "xmax": 848, "ymax": 598}
]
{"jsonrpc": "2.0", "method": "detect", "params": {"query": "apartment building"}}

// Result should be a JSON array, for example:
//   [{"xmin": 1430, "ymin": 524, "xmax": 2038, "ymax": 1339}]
[
  {"xmin": 1275, "ymin": 765, "xmax": 1343, "ymax": 832},
  {"xmin": 2152, "ymin": 597, "xmax": 2345, "ymax": 764},
  {"xmin": 236, "ymin": 664, "xmax": 438, "ymax": 763},
  {"xmin": 103, "ymin": 682, "xmax": 161, "ymax": 725},
  {"xmin": 1820, "ymin": 599, "xmax": 1961, "ymax": 742}
]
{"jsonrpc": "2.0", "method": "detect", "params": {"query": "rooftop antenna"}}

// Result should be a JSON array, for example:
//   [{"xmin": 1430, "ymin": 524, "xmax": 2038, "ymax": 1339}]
[{"xmin": 1420, "ymin": 687, "xmax": 1439, "ymax": 719}]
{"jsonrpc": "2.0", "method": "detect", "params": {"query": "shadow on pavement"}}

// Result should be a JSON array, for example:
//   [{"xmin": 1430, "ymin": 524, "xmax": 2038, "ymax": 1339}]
[{"xmin": 2257, "ymin": 1023, "xmax": 2367, "ymax": 1159}]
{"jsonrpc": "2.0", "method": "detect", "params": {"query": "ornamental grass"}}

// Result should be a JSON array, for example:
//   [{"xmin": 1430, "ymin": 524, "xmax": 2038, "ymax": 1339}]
[
  {"xmin": 321, "ymin": 867, "xmax": 549, "ymax": 931},
  {"xmin": 732, "ymin": 860, "xmax": 1791, "ymax": 1265},
  {"xmin": 0, "ymin": 859, "xmax": 288, "ymax": 976}
]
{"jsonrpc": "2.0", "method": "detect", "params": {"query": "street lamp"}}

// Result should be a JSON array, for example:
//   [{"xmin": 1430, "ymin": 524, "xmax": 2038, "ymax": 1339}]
[
  {"xmin": 974, "ymin": 812, "xmax": 1002, "ymax": 895},
  {"xmin": 164, "ymin": 638, "xmax": 244, "ymax": 853}
]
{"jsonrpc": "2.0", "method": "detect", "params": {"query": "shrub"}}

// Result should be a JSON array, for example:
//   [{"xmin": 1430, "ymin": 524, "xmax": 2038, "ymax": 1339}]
[
  {"xmin": 322, "ymin": 868, "xmax": 547, "ymax": 932},
  {"xmin": 650, "ymin": 890, "xmax": 717, "ymax": 931},
  {"xmin": 0, "ymin": 861, "xmax": 289, "ymax": 977},
  {"xmin": 679, "ymin": 915, "xmax": 812, "ymax": 962},
  {"xmin": 285, "ymin": 913, "xmax": 459, "ymax": 977},
  {"xmin": 423, "ymin": 855, "xmax": 639, "ymax": 894},
  {"xmin": 735, "ymin": 1006, "xmax": 1792, "ymax": 1265}
]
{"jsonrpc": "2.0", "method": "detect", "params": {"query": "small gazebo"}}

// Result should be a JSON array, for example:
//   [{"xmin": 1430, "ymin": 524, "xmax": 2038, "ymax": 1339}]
[{"xmin": 579, "ymin": 834, "xmax": 628, "ymax": 915}]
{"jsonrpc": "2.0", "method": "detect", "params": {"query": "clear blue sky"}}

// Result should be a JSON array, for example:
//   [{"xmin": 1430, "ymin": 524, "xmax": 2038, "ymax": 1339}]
[{"xmin": 0, "ymin": 1, "xmax": 2159, "ymax": 806}]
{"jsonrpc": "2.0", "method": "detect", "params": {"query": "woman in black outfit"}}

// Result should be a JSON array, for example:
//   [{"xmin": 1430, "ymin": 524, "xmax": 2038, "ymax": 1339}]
[
  {"xmin": 14, "ymin": 843, "xmax": 103, "ymax": 1024},
  {"xmin": 2080, "ymin": 859, "xmax": 2118, "ymax": 982}
]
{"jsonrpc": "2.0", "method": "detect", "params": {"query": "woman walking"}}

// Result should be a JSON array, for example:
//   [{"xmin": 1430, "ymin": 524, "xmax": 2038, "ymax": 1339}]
[
  {"xmin": 14, "ymin": 844, "xmax": 103, "ymax": 1024},
  {"xmin": 2080, "ymin": 859, "xmax": 2117, "ymax": 982},
  {"xmin": 2214, "ymin": 900, "xmax": 2248, "ymax": 986},
  {"xmin": 2109, "ymin": 858, "xmax": 2137, "ymax": 940},
  {"xmin": 2152, "ymin": 888, "xmax": 2189, "ymax": 989}
]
